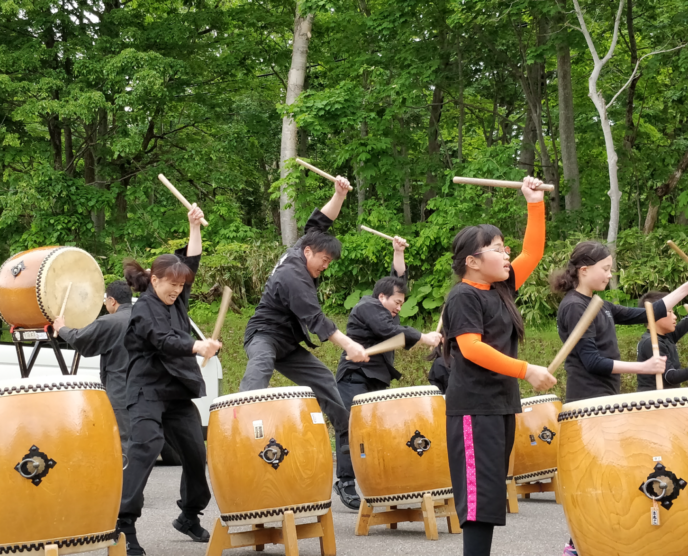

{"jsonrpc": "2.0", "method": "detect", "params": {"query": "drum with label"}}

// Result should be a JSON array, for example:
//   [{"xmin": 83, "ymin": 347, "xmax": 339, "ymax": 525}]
[
  {"xmin": 558, "ymin": 390, "xmax": 688, "ymax": 556},
  {"xmin": 0, "ymin": 375, "xmax": 123, "ymax": 554},
  {"xmin": 349, "ymin": 385, "xmax": 452, "ymax": 506},
  {"xmin": 207, "ymin": 387, "xmax": 333, "ymax": 525},
  {"xmin": 512, "ymin": 394, "xmax": 562, "ymax": 484}
]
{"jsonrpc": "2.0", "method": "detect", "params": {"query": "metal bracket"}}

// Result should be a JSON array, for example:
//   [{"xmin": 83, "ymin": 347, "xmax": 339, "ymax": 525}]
[
  {"xmin": 259, "ymin": 438, "xmax": 289, "ymax": 470},
  {"xmin": 538, "ymin": 426, "xmax": 556, "ymax": 445},
  {"xmin": 14, "ymin": 445, "xmax": 57, "ymax": 486},
  {"xmin": 406, "ymin": 430, "xmax": 431, "ymax": 457},
  {"xmin": 10, "ymin": 260, "xmax": 25, "ymax": 277},
  {"xmin": 10, "ymin": 326, "xmax": 81, "ymax": 378},
  {"xmin": 639, "ymin": 463, "xmax": 687, "ymax": 510}
]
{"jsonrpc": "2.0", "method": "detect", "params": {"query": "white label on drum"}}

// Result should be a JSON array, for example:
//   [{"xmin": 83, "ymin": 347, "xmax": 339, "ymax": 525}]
[
  {"xmin": 524, "ymin": 407, "xmax": 533, "ymax": 412},
  {"xmin": 311, "ymin": 412, "xmax": 325, "ymax": 425},
  {"xmin": 653, "ymin": 456, "xmax": 662, "ymax": 462},
  {"xmin": 651, "ymin": 507, "xmax": 660, "ymax": 526},
  {"xmin": 253, "ymin": 420, "xmax": 264, "ymax": 439}
]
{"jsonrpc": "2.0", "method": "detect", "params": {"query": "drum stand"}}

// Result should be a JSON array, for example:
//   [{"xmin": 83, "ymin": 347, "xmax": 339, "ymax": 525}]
[
  {"xmin": 42, "ymin": 534, "xmax": 126, "ymax": 556},
  {"xmin": 506, "ymin": 451, "xmax": 561, "ymax": 514},
  {"xmin": 9, "ymin": 326, "xmax": 81, "ymax": 377},
  {"xmin": 355, "ymin": 494, "xmax": 461, "ymax": 540},
  {"xmin": 205, "ymin": 509, "xmax": 337, "ymax": 556}
]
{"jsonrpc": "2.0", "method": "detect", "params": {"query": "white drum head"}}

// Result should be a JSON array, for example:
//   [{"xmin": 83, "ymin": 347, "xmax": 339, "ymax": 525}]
[
  {"xmin": 559, "ymin": 388, "xmax": 688, "ymax": 421},
  {"xmin": 521, "ymin": 394, "xmax": 561, "ymax": 407},
  {"xmin": 0, "ymin": 375, "xmax": 104, "ymax": 398}
]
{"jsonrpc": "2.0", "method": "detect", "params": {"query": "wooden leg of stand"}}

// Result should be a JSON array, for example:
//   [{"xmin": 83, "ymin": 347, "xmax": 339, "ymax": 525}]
[
  {"xmin": 506, "ymin": 479, "xmax": 519, "ymax": 514},
  {"xmin": 386, "ymin": 506, "xmax": 398, "ymax": 529},
  {"xmin": 205, "ymin": 518, "xmax": 229, "ymax": 556},
  {"xmin": 45, "ymin": 545, "xmax": 58, "ymax": 556},
  {"xmin": 421, "ymin": 493, "xmax": 439, "ymax": 541},
  {"xmin": 523, "ymin": 493, "xmax": 531, "ymax": 499},
  {"xmin": 552, "ymin": 472, "xmax": 562, "ymax": 505},
  {"xmin": 355, "ymin": 500, "xmax": 373, "ymax": 536},
  {"xmin": 318, "ymin": 508, "xmax": 336, "ymax": 556},
  {"xmin": 253, "ymin": 524, "xmax": 265, "ymax": 552},
  {"xmin": 282, "ymin": 511, "xmax": 299, "ymax": 556},
  {"xmin": 446, "ymin": 498, "xmax": 462, "ymax": 534},
  {"xmin": 108, "ymin": 533, "xmax": 127, "ymax": 556}
]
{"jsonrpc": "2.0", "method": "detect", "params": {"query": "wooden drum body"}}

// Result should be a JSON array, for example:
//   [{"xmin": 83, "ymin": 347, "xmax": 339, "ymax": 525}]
[
  {"xmin": 0, "ymin": 247, "xmax": 104, "ymax": 329},
  {"xmin": 207, "ymin": 387, "xmax": 333, "ymax": 526},
  {"xmin": 558, "ymin": 390, "xmax": 688, "ymax": 556},
  {"xmin": 349, "ymin": 386, "xmax": 452, "ymax": 506},
  {"xmin": 0, "ymin": 376, "xmax": 123, "ymax": 555},
  {"xmin": 512, "ymin": 394, "xmax": 562, "ymax": 483}
]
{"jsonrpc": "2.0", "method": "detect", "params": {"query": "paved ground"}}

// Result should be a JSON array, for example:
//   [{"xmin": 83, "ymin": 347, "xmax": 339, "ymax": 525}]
[{"xmin": 98, "ymin": 466, "xmax": 569, "ymax": 556}]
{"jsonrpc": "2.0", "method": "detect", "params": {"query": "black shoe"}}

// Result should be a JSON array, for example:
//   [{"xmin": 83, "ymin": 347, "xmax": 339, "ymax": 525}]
[
  {"xmin": 172, "ymin": 513, "xmax": 210, "ymax": 542},
  {"xmin": 334, "ymin": 479, "xmax": 361, "ymax": 510},
  {"xmin": 117, "ymin": 519, "xmax": 146, "ymax": 556}
]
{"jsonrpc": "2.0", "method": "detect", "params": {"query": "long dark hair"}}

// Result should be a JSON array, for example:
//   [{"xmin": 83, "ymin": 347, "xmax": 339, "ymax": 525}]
[
  {"xmin": 550, "ymin": 241, "xmax": 610, "ymax": 294},
  {"xmin": 443, "ymin": 225, "xmax": 524, "ymax": 361},
  {"xmin": 123, "ymin": 254, "xmax": 194, "ymax": 293}
]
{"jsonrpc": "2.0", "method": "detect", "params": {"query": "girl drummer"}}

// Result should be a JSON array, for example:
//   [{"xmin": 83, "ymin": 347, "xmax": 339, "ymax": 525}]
[{"xmin": 443, "ymin": 177, "xmax": 556, "ymax": 556}]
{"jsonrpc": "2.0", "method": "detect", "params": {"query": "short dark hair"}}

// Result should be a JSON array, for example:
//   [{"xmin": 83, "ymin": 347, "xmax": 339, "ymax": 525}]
[
  {"xmin": 124, "ymin": 254, "xmax": 194, "ymax": 293},
  {"xmin": 373, "ymin": 276, "xmax": 408, "ymax": 299},
  {"xmin": 106, "ymin": 280, "xmax": 132, "ymax": 304},
  {"xmin": 639, "ymin": 290, "xmax": 666, "ymax": 308},
  {"xmin": 301, "ymin": 231, "xmax": 342, "ymax": 259}
]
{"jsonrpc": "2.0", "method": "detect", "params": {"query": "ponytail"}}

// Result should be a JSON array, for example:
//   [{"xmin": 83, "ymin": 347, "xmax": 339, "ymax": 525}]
[
  {"xmin": 550, "ymin": 241, "xmax": 610, "ymax": 295},
  {"xmin": 123, "ymin": 259, "xmax": 151, "ymax": 293},
  {"xmin": 123, "ymin": 254, "xmax": 194, "ymax": 293}
]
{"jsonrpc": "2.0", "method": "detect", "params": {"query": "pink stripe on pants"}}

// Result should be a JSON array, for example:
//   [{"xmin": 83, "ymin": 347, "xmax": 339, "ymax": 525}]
[{"xmin": 463, "ymin": 415, "xmax": 478, "ymax": 521}]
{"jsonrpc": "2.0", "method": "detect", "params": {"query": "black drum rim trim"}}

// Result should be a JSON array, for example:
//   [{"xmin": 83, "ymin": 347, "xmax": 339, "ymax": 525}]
[
  {"xmin": 0, "ymin": 381, "xmax": 105, "ymax": 398},
  {"xmin": 513, "ymin": 467, "xmax": 558, "ymax": 483},
  {"xmin": 0, "ymin": 530, "xmax": 118, "ymax": 554},
  {"xmin": 351, "ymin": 388, "xmax": 442, "ymax": 407},
  {"xmin": 210, "ymin": 390, "xmax": 316, "ymax": 412},
  {"xmin": 558, "ymin": 396, "xmax": 688, "ymax": 422},
  {"xmin": 220, "ymin": 500, "xmax": 332, "ymax": 523},
  {"xmin": 521, "ymin": 395, "xmax": 561, "ymax": 408},
  {"xmin": 35, "ymin": 247, "xmax": 67, "ymax": 323},
  {"xmin": 364, "ymin": 487, "xmax": 453, "ymax": 505}
]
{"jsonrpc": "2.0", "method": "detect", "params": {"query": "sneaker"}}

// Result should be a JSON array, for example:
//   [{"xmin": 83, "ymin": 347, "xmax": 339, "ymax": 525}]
[
  {"xmin": 117, "ymin": 519, "xmax": 146, "ymax": 556},
  {"xmin": 562, "ymin": 543, "xmax": 578, "ymax": 556},
  {"xmin": 334, "ymin": 479, "xmax": 361, "ymax": 510},
  {"xmin": 172, "ymin": 512, "xmax": 210, "ymax": 542}
]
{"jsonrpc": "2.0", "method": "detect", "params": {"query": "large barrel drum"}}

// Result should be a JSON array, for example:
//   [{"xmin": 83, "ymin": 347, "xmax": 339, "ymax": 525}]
[
  {"xmin": 0, "ymin": 247, "xmax": 104, "ymax": 329},
  {"xmin": 512, "ymin": 394, "xmax": 562, "ymax": 484},
  {"xmin": 207, "ymin": 387, "xmax": 333, "ymax": 525},
  {"xmin": 0, "ymin": 376, "xmax": 123, "ymax": 554},
  {"xmin": 558, "ymin": 390, "xmax": 688, "ymax": 556},
  {"xmin": 349, "ymin": 385, "xmax": 452, "ymax": 506}
]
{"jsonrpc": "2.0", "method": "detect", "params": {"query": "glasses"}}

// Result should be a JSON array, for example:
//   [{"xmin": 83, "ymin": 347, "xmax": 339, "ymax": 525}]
[{"xmin": 474, "ymin": 246, "xmax": 511, "ymax": 256}]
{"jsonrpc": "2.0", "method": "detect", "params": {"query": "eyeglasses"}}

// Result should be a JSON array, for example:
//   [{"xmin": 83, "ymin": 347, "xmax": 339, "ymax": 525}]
[{"xmin": 474, "ymin": 246, "xmax": 511, "ymax": 256}]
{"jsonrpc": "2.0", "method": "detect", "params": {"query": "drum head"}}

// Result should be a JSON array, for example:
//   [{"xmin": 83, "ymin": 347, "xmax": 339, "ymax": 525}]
[
  {"xmin": 352, "ymin": 385, "xmax": 441, "ymax": 406},
  {"xmin": 211, "ymin": 386, "xmax": 315, "ymax": 410},
  {"xmin": 37, "ymin": 248, "xmax": 105, "ymax": 328}
]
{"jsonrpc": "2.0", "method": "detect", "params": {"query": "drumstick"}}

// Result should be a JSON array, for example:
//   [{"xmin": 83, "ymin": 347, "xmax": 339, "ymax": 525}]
[
  {"xmin": 346, "ymin": 333, "xmax": 406, "ymax": 360},
  {"xmin": 435, "ymin": 311, "xmax": 443, "ymax": 334},
  {"xmin": 667, "ymin": 240, "xmax": 688, "ymax": 264},
  {"xmin": 453, "ymin": 176, "xmax": 555, "ymax": 192},
  {"xmin": 157, "ymin": 174, "xmax": 209, "ymax": 226},
  {"xmin": 202, "ymin": 286, "xmax": 232, "ymax": 368},
  {"xmin": 547, "ymin": 295, "xmax": 604, "ymax": 374},
  {"xmin": 645, "ymin": 301, "xmax": 664, "ymax": 391},
  {"xmin": 360, "ymin": 225, "xmax": 409, "ymax": 247},
  {"xmin": 295, "ymin": 158, "xmax": 354, "ymax": 191},
  {"xmin": 53, "ymin": 282, "xmax": 73, "ymax": 338}
]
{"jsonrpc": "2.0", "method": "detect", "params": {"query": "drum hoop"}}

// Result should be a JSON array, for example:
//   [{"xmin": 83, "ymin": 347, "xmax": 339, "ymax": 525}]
[
  {"xmin": 0, "ymin": 254, "xmax": 11, "ymax": 326},
  {"xmin": 351, "ymin": 386, "xmax": 442, "ymax": 406},
  {"xmin": 364, "ymin": 487, "xmax": 453, "ymax": 506},
  {"xmin": 558, "ymin": 395, "xmax": 688, "ymax": 422},
  {"xmin": 36, "ymin": 246, "xmax": 80, "ymax": 323},
  {"xmin": 210, "ymin": 389, "xmax": 316, "ymax": 411},
  {"xmin": 521, "ymin": 395, "xmax": 561, "ymax": 407},
  {"xmin": 513, "ymin": 468, "xmax": 558, "ymax": 483},
  {"xmin": 0, "ymin": 380, "xmax": 105, "ymax": 399},
  {"xmin": 220, "ymin": 500, "xmax": 332, "ymax": 525},
  {"xmin": 0, "ymin": 529, "xmax": 118, "ymax": 554}
]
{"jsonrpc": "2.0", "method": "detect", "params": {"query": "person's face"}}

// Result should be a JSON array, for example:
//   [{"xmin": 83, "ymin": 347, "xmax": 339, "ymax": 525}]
[
  {"xmin": 467, "ymin": 236, "xmax": 511, "ymax": 282},
  {"xmin": 579, "ymin": 256, "xmax": 613, "ymax": 292},
  {"xmin": 104, "ymin": 296, "xmax": 118, "ymax": 314},
  {"xmin": 151, "ymin": 275, "xmax": 185, "ymax": 305},
  {"xmin": 304, "ymin": 247, "xmax": 334, "ymax": 279},
  {"xmin": 656, "ymin": 308, "xmax": 677, "ymax": 335},
  {"xmin": 379, "ymin": 290, "xmax": 406, "ymax": 318}
]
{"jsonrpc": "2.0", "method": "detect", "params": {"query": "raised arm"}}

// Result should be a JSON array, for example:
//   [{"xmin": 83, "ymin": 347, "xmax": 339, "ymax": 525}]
[
  {"xmin": 187, "ymin": 203, "xmax": 204, "ymax": 257},
  {"xmin": 392, "ymin": 237, "xmax": 407, "ymax": 277},
  {"xmin": 512, "ymin": 177, "xmax": 546, "ymax": 290},
  {"xmin": 320, "ymin": 177, "xmax": 352, "ymax": 222}
]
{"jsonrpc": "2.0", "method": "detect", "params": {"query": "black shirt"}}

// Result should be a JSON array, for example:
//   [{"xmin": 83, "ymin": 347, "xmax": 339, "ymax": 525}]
[
  {"xmin": 444, "ymin": 270, "xmax": 522, "ymax": 416},
  {"xmin": 428, "ymin": 356, "xmax": 451, "ymax": 394},
  {"xmin": 637, "ymin": 317, "xmax": 688, "ymax": 391},
  {"xmin": 244, "ymin": 209, "xmax": 338, "ymax": 349},
  {"xmin": 125, "ymin": 246, "xmax": 204, "ymax": 405},
  {"xmin": 557, "ymin": 290, "xmax": 667, "ymax": 403}
]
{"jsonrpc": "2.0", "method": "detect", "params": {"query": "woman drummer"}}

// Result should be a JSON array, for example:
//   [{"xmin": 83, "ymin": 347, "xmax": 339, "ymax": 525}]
[{"xmin": 117, "ymin": 204, "xmax": 221, "ymax": 555}]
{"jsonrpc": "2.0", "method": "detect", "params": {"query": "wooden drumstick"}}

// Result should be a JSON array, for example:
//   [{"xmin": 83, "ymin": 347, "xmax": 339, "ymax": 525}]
[
  {"xmin": 645, "ymin": 301, "xmax": 664, "ymax": 391},
  {"xmin": 436, "ymin": 314, "xmax": 443, "ymax": 334},
  {"xmin": 202, "ymin": 286, "xmax": 232, "ymax": 368},
  {"xmin": 53, "ymin": 282, "xmax": 73, "ymax": 338},
  {"xmin": 547, "ymin": 295, "xmax": 605, "ymax": 374},
  {"xmin": 360, "ymin": 225, "xmax": 409, "ymax": 247},
  {"xmin": 667, "ymin": 240, "xmax": 688, "ymax": 264},
  {"xmin": 157, "ymin": 174, "xmax": 209, "ymax": 226},
  {"xmin": 453, "ymin": 176, "xmax": 555, "ymax": 192},
  {"xmin": 346, "ymin": 333, "xmax": 406, "ymax": 360},
  {"xmin": 295, "ymin": 158, "xmax": 354, "ymax": 191}
]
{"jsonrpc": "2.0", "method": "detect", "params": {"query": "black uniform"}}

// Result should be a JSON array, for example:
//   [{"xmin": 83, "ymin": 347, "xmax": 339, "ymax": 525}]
[
  {"xmin": 637, "ymin": 317, "xmax": 688, "ymax": 391},
  {"xmin": 557, "ymin": 290, "xmax": 667, "ymax": 402},
  {"xmin": 119, "ymin": 246, "xmax": 211, "ymax": 523},
  {"xmin": 59, "ymin": 303, "xmax": 132, "ymax": 452},
  {"xmin": 428, "ymin": 356, "xmax": 451, "ymax": 394}
]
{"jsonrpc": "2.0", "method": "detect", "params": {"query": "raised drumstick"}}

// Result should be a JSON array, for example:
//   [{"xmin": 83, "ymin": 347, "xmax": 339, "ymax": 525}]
[
  {"xmin": 54, "ymin": 282, "xmax": 73, "ymax": 338},
  {"xmin": 202, "ymin": 286, "xmax": 232, "ymax": 368},
  {"xmin": 295, "ymin": 158, "xmax": 354, "ymax": 191},
  {"xmin": 158, "ymin": 174, "xmax": 209, "ymax": 227},
  {"xmin": 645, "ymin": 301, "xmax": 664, "ymax": 391},
  {"xmin": 667, "ymin": 240, "xmax": 688, "ymax": 264},
  {"xmin": 360, "ymin": 225, "xmax": 409, "ymax": 247},
  {"xmin": 453, "ymin": 176, "xmax": 555, "ymax": 192},
  {"xmin": 346, "ymin": 333, "xmax": 405, "ymax": 360},
  {"xmin": 547, "ymin": 295, "xmax": 605, "ymax": 374}
]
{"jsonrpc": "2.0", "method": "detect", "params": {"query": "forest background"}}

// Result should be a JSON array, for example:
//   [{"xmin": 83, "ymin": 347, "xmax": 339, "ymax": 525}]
[{"xmin": 2, "ymin": 0, "xmax": 688, "ymax": 398}]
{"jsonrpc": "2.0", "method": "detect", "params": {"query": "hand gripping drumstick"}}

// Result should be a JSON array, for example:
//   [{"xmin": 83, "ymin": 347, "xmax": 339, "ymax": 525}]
[
  {"xmin": 202, "ymin": 286, "xmax": 232, "ymax": 368},
  {"xmin": 453, "ymin": 176, "xmax": 555, "ymax": 192},
  {"xmin": 547, "ymin": 295, "xmax": 605, "ymax": 374},
  {"xmin": 295, "ymin": 158, "xmax": 354, "ymax": 191},
  {"xmin": 667, "ymin": 240, "xmax": 688, "ymax": 264},
  {"xmin": 360, "ymin": 225, "xmax": 409, "ymax": 247},
  {"xmin": 157, "ymin": 174, "xmax": 209, "ymax": 227},
  {"xmin": 53, "ymin": 282, "xmax": 73, "ymax": 338},
  {"xmin": 645, "ymin": 301, "xmax": 664, "ymax": 391},
  {"xmin": 346, "ymin": 332, "xmax": 406, "ymax": 360}
]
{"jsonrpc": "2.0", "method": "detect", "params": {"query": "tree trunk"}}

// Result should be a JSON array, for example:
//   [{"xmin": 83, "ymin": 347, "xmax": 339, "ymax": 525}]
[
  {"xmin": 356, "ymin": 121, "xmax": 368, "ymax": 218},
  {"xmin": 279, "ymin": 5, "xmax": 314, "ymax": 247},
  {"xmin": 519, "ymin": 108, "xmax": 537, "ymax": 172},
  {"xmin": 91, "ymin": 108, "xmax": 108, "ymax": 234},
  {"xmin": 421, "ymin": 84, "xmax": 444, "ymax": 221},
  {"xmin": 457, "ymin": 43, "xmax": 464, "ymax": 164},
  {"xmin": 64, "ymin": 124, "xmax": 74, "ymax": 177},
  {"xmin": 47, "ymin": 114, "xmax": 62, "ymax": 170},
  {"xmin": 643, "ymin": 148, "xmax": 688, "ymax": 234},
  {"xmin": 623, "ymin": 0, "xmax": 641, "ymax": 152}
]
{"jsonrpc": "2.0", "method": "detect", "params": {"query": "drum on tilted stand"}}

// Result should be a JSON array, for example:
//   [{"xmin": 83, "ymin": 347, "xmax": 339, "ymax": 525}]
[
  {"xmin": 558, "ymin": 390, "xmax": 688, "ymax": 556},
  {"xmin": 205, "ymin": 387, "xmax": 336, "ymax": 556},
  {"xmin": 349, "ymin": 386, "xmax": 461, "ymax": 540},
  {"xmin": 0, "ymin": 376, "xmax": 125, "ymax": 556}
]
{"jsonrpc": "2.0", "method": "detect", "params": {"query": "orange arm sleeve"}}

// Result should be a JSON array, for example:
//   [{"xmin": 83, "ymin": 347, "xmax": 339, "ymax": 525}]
[
  {"xmin": 512, "ymin": 201, "xmax": 546, "ymax": 290},
  {"xmin": 457, "ymin": 333, "xmax": 528, "ymax": 379}
]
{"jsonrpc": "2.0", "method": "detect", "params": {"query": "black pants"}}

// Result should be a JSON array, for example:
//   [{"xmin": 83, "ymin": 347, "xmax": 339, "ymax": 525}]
[
  {"xmin": 119, "ymin": 393, "xmax": 211, "ymax": 521},
  {"xmin": 113, "ymin": 407, "xmax": 131, "ymax": 456},
  {"xmin": 335, "ymin": 371, "xmax": 388, "ymax": 481}
]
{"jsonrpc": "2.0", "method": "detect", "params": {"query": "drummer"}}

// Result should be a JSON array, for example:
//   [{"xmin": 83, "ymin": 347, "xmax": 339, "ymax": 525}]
[
  {"xmin": 333, "ymin": 237, "xmax": 441, "ymax": 509},
  {"xmin": 53, "ymin": 280, "xmax": 133, "ymax": 454}
]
